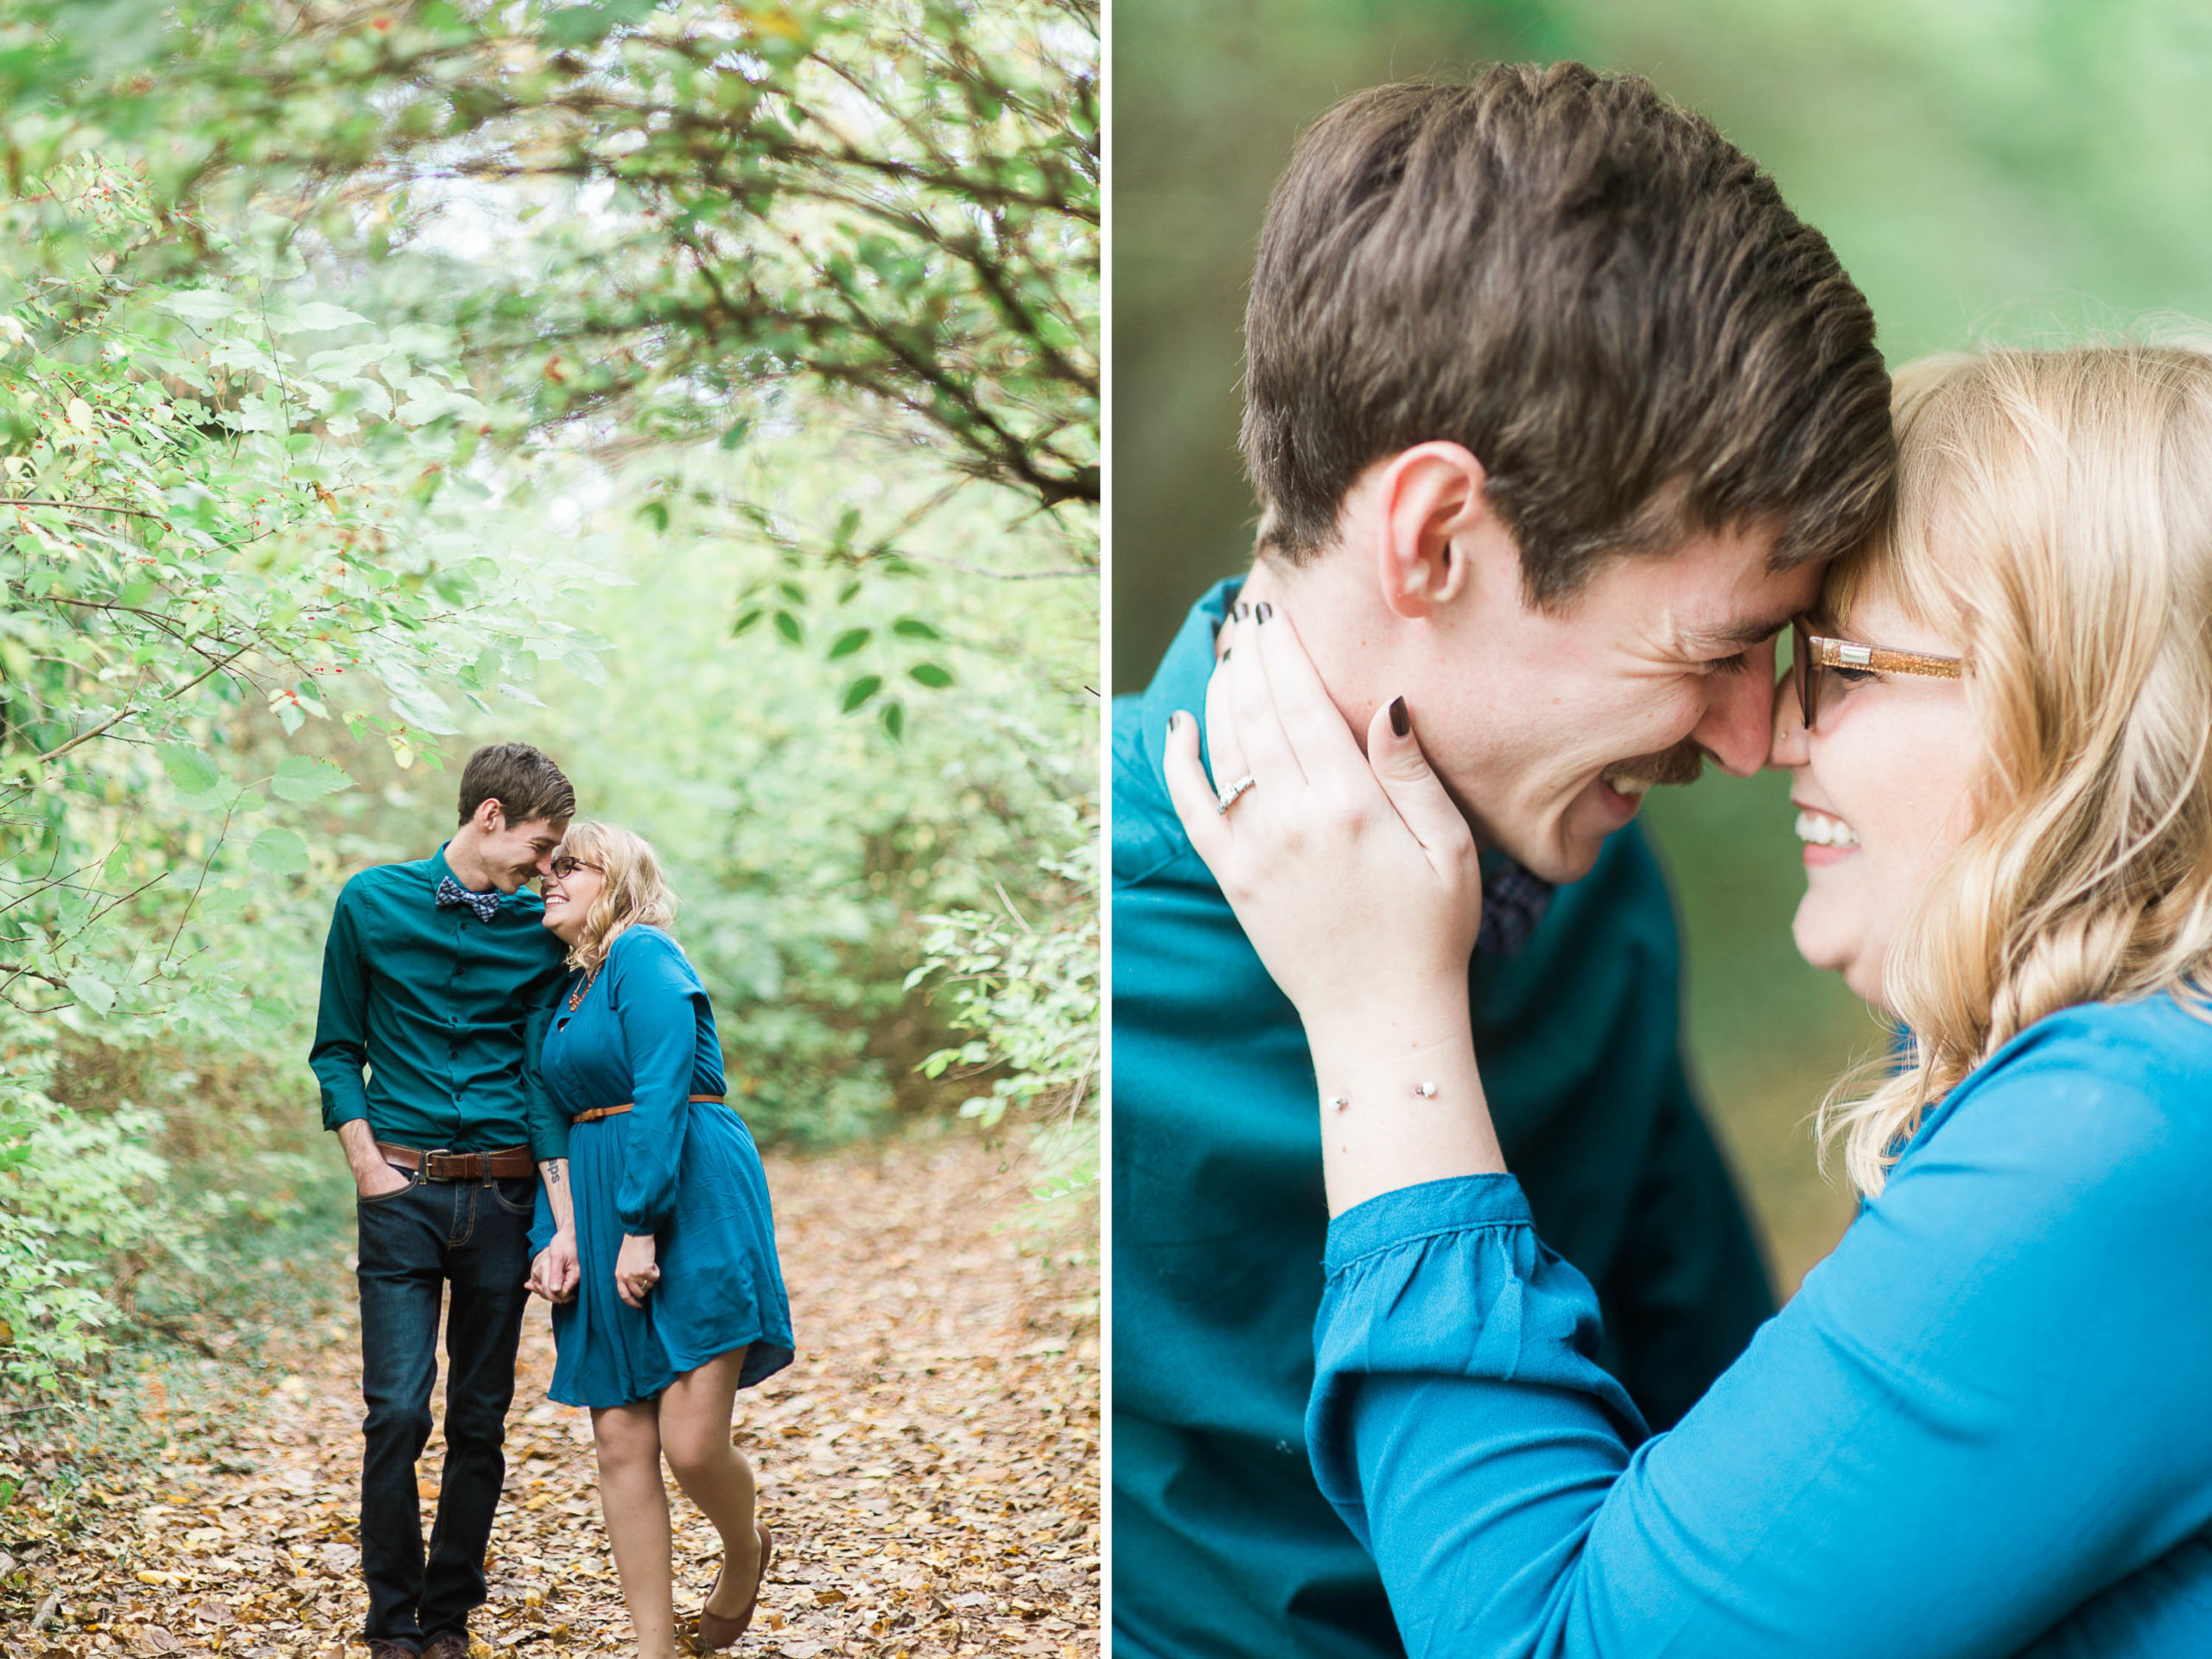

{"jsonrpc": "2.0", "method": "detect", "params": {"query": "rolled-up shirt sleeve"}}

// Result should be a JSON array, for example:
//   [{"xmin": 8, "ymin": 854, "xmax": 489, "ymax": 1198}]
[
  {"xmin": 1308, "ymin": 1011, "xmax": 2212, "ymax": 1659},
  {"xmin": 308, "ymin": 880, "xmax": 372, "ymax": 1132}
]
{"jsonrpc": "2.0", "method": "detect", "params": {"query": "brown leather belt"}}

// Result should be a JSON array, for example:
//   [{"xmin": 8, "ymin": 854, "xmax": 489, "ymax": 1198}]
[
  {"xmin": 377, "ymin": 1142, "xmax": 535, "ymax": 1180},
  {"xmin": 573, "ymin": 1094, "xmax": 725, "ymax": 1126}
]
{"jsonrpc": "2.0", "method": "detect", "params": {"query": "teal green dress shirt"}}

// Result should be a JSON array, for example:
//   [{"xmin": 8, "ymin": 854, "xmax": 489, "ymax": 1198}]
[
  {"xmin": 309, "ymin": 843, "xmax": 569, "ymax": 1159},
  {"xmin": 1112, "ymin": 582, "xmax": 1773, "ymax": 1659},
  {"xmin": 1310, "ymin": 995, "xmax": 2212, "ymax": 1657}
]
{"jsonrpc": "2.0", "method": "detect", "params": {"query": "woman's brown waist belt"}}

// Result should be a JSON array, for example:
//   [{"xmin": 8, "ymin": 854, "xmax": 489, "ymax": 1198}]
[{"xmin": 573, "ymin": 1095, "xmax": 725, "ymax": 1126}]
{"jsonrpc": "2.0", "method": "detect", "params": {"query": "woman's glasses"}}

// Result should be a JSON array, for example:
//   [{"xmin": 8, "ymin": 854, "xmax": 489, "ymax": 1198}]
[
  {"xmin": 1789, "ymin": 617, "xmax": 1963, "ymax": 732},
  {"xmin": 550, "ymin": 855, "xmax": 603, "ymax": 880}
]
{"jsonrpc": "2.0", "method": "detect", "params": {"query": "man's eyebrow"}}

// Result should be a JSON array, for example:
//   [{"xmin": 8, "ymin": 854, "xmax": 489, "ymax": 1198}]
[{"xmin": 1678, "ymin": 614, "xmax": 1796, "ymax": 655}]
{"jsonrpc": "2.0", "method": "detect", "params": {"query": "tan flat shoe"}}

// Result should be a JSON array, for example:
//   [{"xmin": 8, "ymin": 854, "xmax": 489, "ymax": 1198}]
[{"xmin": 696, "ymin": 1523, "xmax": 773, "ymax": 1650}]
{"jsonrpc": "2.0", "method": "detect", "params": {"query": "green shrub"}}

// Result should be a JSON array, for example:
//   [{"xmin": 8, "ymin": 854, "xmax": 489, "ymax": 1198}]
[{"xmin": 0, "ymin": 1046, "xmax": 166, "ymax": 1394}]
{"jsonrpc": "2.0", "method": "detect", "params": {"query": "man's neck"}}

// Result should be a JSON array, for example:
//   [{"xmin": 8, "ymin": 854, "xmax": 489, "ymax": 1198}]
[
  {"xmin": 442, "ymin": 830, "xmax": 497, "ymax": 893},
  {"xmin": 1221, "ymin": 560, "xmax": 1290, "ymax": 660},
  {"xmin": 1230, "ymin": 549, "xmax": 1507, "ymax": 854},
  {"xmin": 1226, "ymin": 556, "xmax": 1371, "ymax": 736}
]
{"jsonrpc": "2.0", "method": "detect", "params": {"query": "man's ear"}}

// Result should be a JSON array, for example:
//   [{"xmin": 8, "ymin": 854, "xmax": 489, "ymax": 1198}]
[
  {"xmin": 1368, "ymin": 442, "xmax": 1510, "ymax": 620},
  {"xmin": 476, "ymin": 798, "xmax": 506, "ymax": 836}
]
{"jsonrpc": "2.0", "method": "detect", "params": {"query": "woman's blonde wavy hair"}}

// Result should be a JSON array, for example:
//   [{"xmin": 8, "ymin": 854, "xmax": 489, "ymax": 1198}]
[
  {"xmin": 554, "ymin": 821, "xmax": 678, "ymax": 976},
  {"xmin": 1820, "ymin": 339, "xmax": 2212, "ymax": 1198}
]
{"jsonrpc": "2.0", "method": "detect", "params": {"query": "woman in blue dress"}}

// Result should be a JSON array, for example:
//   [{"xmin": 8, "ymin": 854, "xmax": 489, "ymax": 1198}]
[
  {"xmin": 1166, "ymin": 341, "xmax": 2212, "ymax": 1655},
  {"xmin": 525, "ymin": 821, "xmax": 794, "ymax": 1656}
]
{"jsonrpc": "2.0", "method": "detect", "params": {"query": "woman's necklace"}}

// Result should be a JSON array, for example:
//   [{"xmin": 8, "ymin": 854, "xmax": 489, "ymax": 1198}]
[{"xmin": 567, "ymin": 961, "xmax": 603, "ymax": 1012}]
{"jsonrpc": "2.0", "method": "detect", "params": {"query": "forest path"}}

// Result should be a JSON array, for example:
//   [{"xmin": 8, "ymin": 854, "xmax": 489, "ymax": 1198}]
[{"xmin": 24, "ymin": 1131, "xmax": 1098, "ymax": 1658}]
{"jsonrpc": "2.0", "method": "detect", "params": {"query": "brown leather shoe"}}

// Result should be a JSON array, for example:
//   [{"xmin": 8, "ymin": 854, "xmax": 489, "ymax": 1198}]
[
  {"xmin": 696, "ymin": 1523, "xmax": 773, "ymax": 1650},
  {"xmin": 421, "ymin": 1633, "xmax": 472, "ymax": 1659},
  {"xmin": 367, "ymin": 1644, "xmax": 419, "ymax": 1659}
]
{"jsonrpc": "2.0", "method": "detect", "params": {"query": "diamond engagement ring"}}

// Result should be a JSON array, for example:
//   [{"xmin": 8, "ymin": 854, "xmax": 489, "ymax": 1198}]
[{"xmin": 1216, "ymin": 773, "xmax": 1258, "ymax": 814}]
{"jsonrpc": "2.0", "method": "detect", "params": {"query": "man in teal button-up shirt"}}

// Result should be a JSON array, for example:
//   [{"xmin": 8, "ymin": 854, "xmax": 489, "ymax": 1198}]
[
  {"xmin": 1112, "ymin": 68, "xmax": 1898, "ymax": 1659},
  {"xmin": 1116, "ymin": 587, "xmax": 1781, "ymax": 1659},
  {"xmin": 310, "ymin": 741, "xmax": 574, "ymax": 1659},
  {"xmin": 309, "ymin": 841, "xmax": 569, "ymax": 1160}
]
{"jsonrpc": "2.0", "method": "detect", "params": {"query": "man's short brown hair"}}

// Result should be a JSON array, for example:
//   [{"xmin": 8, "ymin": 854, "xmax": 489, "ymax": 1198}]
[
  {"xmin": 1241, "ymin": 63, "xmax": 1894, "ymax": 601},
  {"xmin": 455, "ymin": 741, "xmax": 575, "ymax": 829}
]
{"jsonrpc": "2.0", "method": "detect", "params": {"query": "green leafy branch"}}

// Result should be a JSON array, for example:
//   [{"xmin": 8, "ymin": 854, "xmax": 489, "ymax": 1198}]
[{"xmin": 909, "ymin": 837, "xmax": 1098, "ymax": 1197}]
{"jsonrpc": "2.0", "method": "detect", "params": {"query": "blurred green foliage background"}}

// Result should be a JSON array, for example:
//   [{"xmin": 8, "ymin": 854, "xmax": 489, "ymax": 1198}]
[{"xmin": 1113, "ymin": 0, "xmax": 2212, "ymax": 1287}]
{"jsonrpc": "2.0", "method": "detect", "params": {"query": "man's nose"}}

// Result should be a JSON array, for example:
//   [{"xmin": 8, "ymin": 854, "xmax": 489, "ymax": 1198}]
[{"xmin": 1692, "ymin": 645, "xmax": 1782, "ymax": 778}]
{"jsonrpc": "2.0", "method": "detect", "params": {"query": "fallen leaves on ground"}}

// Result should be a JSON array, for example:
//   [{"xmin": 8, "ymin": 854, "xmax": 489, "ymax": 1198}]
[{"xmin": 5, "ymin": 1129, "xmax": 1099, "ymax": 1656}]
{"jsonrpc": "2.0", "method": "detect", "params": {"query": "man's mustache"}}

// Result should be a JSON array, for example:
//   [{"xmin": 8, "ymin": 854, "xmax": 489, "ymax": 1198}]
[{"xmin": 1605, "ymin": 741, "xmax": 1706, "ymax": 789}]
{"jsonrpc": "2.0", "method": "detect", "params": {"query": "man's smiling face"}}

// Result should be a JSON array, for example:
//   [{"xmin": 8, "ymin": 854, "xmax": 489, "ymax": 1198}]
[
  {"xmin": 1408, "ymin": 524, "xmax": 1822, "ymax": 883},
  {"xmin": 478, "ymin": 809, "xmax": 565, "ymax": 894}
]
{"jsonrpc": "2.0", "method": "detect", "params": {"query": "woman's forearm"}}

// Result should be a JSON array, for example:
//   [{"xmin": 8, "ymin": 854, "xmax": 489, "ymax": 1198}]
[
  {"xmin": 1308, "ymin": 1032, "xmax": 2212, "ymax": 1659},
  {"xmin": 1306, "ymin": 995, "xmax": 1504, "ymax": 1217},
  {"xmin": 538, "ymin": 1156, "xmax": 576, "ymax": 1234}
]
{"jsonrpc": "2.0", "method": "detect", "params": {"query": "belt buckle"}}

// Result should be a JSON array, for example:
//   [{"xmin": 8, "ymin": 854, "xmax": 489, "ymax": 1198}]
[{"xmin": 422, "ymin": 1147, "xmax": 454, "ymax": 1181}]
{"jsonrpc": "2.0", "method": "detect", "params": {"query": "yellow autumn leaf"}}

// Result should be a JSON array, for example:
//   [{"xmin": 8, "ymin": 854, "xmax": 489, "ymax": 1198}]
[{"xmin": 746, "ymin": 8, "xmax": 802, "ymax": 35}]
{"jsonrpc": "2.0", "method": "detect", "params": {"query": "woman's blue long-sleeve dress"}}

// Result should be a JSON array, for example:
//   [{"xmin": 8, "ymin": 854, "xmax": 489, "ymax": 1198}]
[
  {"xmin": 1309, "ymin": 995, "xmax": 2212, "ymax": 1657},
  {"xmin": 530, "ymin": 925, "xmax": 794, "ymax": 1408}
]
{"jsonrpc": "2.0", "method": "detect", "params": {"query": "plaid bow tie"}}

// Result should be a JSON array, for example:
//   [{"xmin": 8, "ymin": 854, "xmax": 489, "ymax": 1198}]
[
  {"xmin": 435, "ymin": 875, "xmax": 500, "ymax": 922},
  {"xmin": 1475, "ymin": 860, "xmax": 1554, "ymax": 958}
]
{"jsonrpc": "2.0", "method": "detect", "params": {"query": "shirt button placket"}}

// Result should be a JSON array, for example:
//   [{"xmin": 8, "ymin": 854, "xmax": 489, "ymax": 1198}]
[{"xmin": 452, "ymin": 922, "xmax": 463, "ymax": 1116}]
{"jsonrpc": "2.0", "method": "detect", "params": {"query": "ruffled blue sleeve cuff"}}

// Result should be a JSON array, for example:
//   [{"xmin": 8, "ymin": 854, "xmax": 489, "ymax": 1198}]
[
  {"xmin": 1308, "ymin": 1174, "xmax": 1643, "ymax": 1545},
  {"xmin": 1320, "ymin": 1171, "xmax": 1536, "ymax": 1272}
]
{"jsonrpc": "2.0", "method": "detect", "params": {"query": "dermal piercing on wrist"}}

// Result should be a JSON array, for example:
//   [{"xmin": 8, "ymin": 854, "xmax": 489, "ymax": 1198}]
[{"xmin": 1326, "ymin": 1084, "xmax": 1436, "ymax": 1109}]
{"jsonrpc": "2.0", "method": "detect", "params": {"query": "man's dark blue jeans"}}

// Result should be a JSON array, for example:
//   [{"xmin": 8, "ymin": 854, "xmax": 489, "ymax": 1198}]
[{"xmin": 355, "ymin": 1170, "xmax": 537, "ymax": 1649}]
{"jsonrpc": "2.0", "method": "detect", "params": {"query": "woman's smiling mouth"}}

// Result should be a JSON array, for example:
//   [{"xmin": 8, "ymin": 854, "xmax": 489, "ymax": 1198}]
[
  {"xmin": 1795, "ymin": 807, "xmax": 1859, "ymax": 847},
  {"xmin": 1795, "ymin": 804, "xmax": 1859, "ymax": 861}
]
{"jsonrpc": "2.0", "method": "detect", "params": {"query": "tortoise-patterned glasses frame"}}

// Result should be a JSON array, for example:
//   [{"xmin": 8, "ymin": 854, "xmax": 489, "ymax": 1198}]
[{"xmin": 1789, "ymin": 617, "xmax": 1963, "ymax": 732}]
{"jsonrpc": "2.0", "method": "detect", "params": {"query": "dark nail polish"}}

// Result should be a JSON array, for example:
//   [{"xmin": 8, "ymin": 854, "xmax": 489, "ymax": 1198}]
[
  {"xmin": 1168, "ymin": 710, "xmax": 1187, "ymax": 733},
  {"xmin": 1389, "ymin": 696, "xmax": 1409, "ymax": 738},
  {"xmin": 1235, "ymin": 601, "xmax": 1251, "ymax": 621},
  {"xmin": 1222, "ymin": 646, "xmax": 1233, "ymax": 663},
  {"xmin": 1255, "ymin": 601, "xmax": 1274, "ymax": 623}
]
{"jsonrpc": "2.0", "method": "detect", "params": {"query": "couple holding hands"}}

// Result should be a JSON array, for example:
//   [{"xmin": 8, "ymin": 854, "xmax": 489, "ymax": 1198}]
[
  {"xmin": 1117, "ymin": 65, "xmax": 2212, "ymax": 1659},
  {"xmin": 309, "ymin": 742, "xmax": 794, "ymax": 1658}
]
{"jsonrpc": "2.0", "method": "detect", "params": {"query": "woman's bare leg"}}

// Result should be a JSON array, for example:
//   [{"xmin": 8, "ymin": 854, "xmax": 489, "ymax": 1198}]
[
  {"xmin": 657, "ymin": 1347, "xmax": 761, "ymax": 1617},
  {"xmin": 592, "ymin": 1401, "xmax": 678, "ymax": 1657}
]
